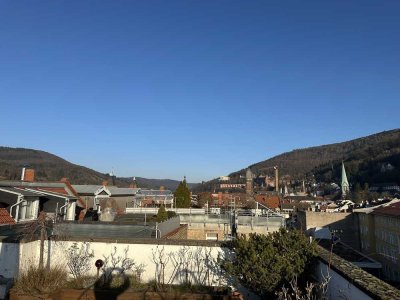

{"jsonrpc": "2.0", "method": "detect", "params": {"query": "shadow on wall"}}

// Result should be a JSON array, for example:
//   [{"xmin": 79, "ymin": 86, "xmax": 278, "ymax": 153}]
[{"xmin": 0, "ymin": 238, "xmax": 19, "ymax": 298}]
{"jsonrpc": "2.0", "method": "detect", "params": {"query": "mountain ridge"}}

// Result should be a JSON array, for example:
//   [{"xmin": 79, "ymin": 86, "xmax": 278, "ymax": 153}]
[
  {"xmin": 193, "ymin": 129, "xmax": 400, "ymax": 192},
  {"xmin": 0, "ymin": 146, "xmax": 196, "ymax": 191}
]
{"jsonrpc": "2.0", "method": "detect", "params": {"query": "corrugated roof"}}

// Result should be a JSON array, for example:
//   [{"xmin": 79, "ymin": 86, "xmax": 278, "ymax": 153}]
[
  {"xmin": 107, "ymin": 186, "xmax": 140, "ymax": 195},
  {"xmin": 35, "ymin": 188, "xmax": 77, "ymax": 200},
  {"xmin": 137, "ymin": 189, "xmax": 172, "ymax": 196},
  {"xmin": 0, "ymin": 181, "xmax": 77, "ymax": 197},
  {"xmin": 72, "ymin": 185, "xmax": 102, "ymax": 194},
  {"xmin": 72, "ymin": 185, "xmax": 140, "ymax": 196},
  {"xmin": 0, "ymin": 181, "xmax": 66, "ymax": 188},
  {"xmin": 0, "ymin": 187, "xmax": 41, "ymax": 197}
]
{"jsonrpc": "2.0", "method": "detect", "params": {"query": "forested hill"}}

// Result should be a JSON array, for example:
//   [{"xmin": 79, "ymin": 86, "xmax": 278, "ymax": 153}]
[
  {"xmin": 0, "ymin": 147, "xmax": 196, "ymax": 190},
  {"xmin": 193, "ymin": 129, "xmax": 400, "ymax": 192}
]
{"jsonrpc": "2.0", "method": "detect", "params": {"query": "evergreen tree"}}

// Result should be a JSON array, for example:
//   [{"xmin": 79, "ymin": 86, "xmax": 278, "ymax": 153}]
[
  {"xmin": 352, "ymin": 182, "xmax": 363, "ymax": 203},
  {"xmin": 222, "ymin": 228, "xmax": 317, "ymax": 297},
  {"xmin": 174, "ymin": 177, "xmax": 191, "ymax": 208},
  {"xmin": 156, "ymin": 205, "xmax": 168, "ymax": 222}
]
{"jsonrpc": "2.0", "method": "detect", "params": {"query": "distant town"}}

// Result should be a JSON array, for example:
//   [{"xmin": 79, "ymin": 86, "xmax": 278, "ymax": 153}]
[{"xmin": 0, "ymin": 153, "xmax": 399, "ymax": 299}]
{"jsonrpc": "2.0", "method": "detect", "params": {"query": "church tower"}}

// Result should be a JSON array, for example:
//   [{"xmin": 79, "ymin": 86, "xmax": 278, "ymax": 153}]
[{"xmin": 341, "ymin": 161, "xmax": 350, "ymax": 198}]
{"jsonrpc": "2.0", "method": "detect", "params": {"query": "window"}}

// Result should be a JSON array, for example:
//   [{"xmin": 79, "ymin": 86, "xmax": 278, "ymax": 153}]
[{"xmin": 206, "ymin": 233, "xmax": 218, "ymax": 241}]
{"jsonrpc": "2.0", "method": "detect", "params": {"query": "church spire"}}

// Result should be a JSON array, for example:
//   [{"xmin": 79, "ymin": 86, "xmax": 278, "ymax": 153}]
[{"xmin": 341, "ymin": 161, "xmax": 349, "ymax": 198}]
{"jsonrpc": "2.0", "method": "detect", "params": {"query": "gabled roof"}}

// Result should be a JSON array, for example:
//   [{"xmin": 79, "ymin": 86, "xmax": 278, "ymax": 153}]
[{"xmin": 0, "ymin": 208, "xmax": 15, "ymax": 225}]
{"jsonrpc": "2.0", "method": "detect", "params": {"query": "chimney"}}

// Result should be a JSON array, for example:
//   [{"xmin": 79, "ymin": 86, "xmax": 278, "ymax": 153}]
[
  {"xmin": 274, "ymin": 167, "xmax": 279, "ymax": 193},
  {"xmin": 60, "ymin": 177, "xmax": 69, "ymax": 183},
  {"xmin": 160, "ymin": 185, "xmax": 165, "ymax": 191},
  {"xmin": 24, "ymin": 169, "xmax": 35, "ymax": 182},
  {"xmin": 102, "ymin": 180, "xmax": 108, "ymax": 186}
]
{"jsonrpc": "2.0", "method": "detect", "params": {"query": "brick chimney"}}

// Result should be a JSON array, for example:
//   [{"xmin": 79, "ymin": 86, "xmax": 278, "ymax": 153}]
[
  {"xmin": 24, "ymin": 169, "xmax": 35, "ymax": 182},
  {"xmin": 102, "ymin": 180, "xmax": 108, "ymax": 186}
]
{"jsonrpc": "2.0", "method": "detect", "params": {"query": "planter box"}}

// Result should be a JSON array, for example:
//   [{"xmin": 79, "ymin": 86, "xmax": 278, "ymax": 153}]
[
  {"xmin": 10, "ymin": 292, "xmax": 52, "ymax": 300},
  {"xmin": 11, "ymin": 288, "xmax": 231, "ymax": 300}
]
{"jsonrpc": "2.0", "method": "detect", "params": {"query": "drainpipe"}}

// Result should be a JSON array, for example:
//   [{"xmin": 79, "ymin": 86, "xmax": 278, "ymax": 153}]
[
  {"xmin": 59, "ymin": 199, "xmax": 69, "ymax": 220},
  {"xmin": 10, "ymin": 195, "xmax": 24, "ymax": 222}
]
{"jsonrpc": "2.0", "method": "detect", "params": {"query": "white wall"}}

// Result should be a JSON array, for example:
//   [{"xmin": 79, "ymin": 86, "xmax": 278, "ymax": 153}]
[
  {"xmin": 16, "ymin": 240, "xmax": 225, "ymax": 286},
  {"xmin": 316, "ymin": 261, "xmax": 373, "ymax": 300}
]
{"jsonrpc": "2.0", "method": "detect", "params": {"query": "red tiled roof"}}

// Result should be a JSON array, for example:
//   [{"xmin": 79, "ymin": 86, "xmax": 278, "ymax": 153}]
[
  {"xmin": 0, "ymin": 208, "xmax": 15, "ymax": 225},
  {"xmin": 372, "ymin": 201, "xmax": 400, "ymax": 217}
]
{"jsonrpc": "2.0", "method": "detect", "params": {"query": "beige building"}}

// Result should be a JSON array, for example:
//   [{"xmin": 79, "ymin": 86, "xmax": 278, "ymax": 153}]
[{"xmin": 355, "ymin": 199, "xmax": 400, "ymax": 282}]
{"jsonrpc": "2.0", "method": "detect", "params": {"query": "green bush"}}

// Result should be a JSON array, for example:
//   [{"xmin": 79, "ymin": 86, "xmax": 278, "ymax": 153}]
[
  {"xmin": 156, "ymin": 205, "xmax": 168, "ymax": 222},
  {"xmin": 167, "ymin": 211, "xmax": 177, "ymax": 219},
  {"xmin": 222, "ymin": 228, "xmax": 317, "ymax": 297}
]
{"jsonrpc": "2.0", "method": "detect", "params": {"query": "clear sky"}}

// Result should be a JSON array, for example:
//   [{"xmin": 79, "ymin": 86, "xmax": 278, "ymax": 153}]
[{"xmin": 1, "ymin": 1, "xmax": 399, "ymax": 182}]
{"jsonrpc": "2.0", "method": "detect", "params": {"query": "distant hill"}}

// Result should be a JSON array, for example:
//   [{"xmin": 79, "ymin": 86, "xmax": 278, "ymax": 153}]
[
  {"xmin": 193, "ymin": 129, "xmax": 400, "ymax": 192},
  {"xmin": 0, "ymin": 147, "xmax": 196, "ymax": 191}
]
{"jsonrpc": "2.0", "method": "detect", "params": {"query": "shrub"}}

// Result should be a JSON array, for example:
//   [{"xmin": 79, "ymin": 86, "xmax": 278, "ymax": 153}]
[
  {"xmin": 167, "ymin": 210, "xmax": 177, "ymax": 219},
  {"xmin": 156, "ymin": 205, "xmax": 168, "ymax": 222},
  {"xmin": 66, "ymin": 242, "xmax": 94, "ymax": 281},
  {"xmin": 14, "ymin": 265, "xmax": 68, "ymax": 296},
  {"xmin": 222, "ymin": 228, "xmax": 317, "ymax": 297}
]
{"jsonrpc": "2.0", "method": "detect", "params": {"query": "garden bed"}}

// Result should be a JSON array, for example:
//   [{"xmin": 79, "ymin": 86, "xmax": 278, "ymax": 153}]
[{"xmin": 10, "ymin": 286, "xmax": 231, "ymax": 300}]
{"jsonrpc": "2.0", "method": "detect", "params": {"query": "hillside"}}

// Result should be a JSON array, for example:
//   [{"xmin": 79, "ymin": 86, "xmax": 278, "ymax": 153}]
[
  {"xmin": 0, "ymin": 147, "xmax": 195, "ymax": 190},
  {"xmin": 193, "ymin": 129, "xmax": 400, "ymax": 192}
]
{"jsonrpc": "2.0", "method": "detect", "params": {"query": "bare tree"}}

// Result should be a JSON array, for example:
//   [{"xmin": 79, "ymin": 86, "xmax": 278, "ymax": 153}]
[
  {"xmin": 19, "ymin": 212, "xmax": 53, "ymax": 269},
  {"xmin": 151, "ymin": 246, "xmax": 170, "ymax": 289},
  {"xmin": 66, "ymin": 242, "xmax": 94, "ymax": 280},
  {"xmin": 99, "ymin": 246, "xmax": 138, "ymax": 287}
]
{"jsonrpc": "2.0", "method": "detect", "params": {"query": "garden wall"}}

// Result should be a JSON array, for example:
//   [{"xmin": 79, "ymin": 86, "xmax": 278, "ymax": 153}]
[{"xmin": 13, "ymin": 239, "xmax": 225, "ymax": 286}]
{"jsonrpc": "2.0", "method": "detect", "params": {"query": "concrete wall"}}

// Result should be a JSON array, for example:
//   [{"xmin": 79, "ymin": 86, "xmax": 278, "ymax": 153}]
[{"xmin": 297, "ymin": 211, "xmax": 360, "ymax": 249}]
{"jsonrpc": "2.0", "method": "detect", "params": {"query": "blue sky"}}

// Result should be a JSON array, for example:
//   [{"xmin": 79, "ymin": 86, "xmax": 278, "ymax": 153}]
[{"xmin": 1, "ymin": 1, "xmax": 399, "ymax": 182}]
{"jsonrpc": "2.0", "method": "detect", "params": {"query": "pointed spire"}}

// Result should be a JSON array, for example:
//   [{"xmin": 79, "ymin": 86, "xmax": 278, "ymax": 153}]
[{"xmin": 341, "ymin": 161, "xmax": 349, "ymax": 197}]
